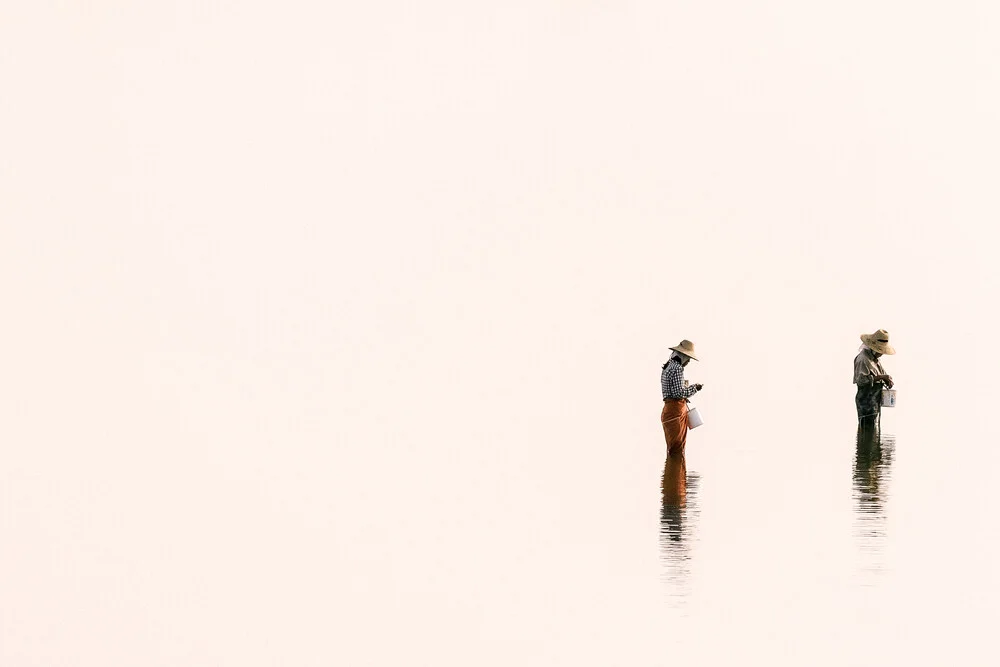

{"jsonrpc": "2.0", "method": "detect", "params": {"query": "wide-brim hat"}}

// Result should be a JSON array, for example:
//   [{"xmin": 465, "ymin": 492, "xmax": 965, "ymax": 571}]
[
  {"xmin": 860, "ymin": 329, "xmax": 895, "ymax": 355},
  {"xmin": 669, "ymin": 339, "xmax": 698, "ymax": 361}
]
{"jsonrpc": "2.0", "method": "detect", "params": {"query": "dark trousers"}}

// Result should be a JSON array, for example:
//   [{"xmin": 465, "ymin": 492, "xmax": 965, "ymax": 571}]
[{"xmin": 856, "ymin": 384, "xmax": 882, "ymax": 427}]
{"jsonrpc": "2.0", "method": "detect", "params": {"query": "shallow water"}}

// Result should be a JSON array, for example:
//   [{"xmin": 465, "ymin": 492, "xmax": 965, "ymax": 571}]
[
  {"xmin": 636, "ymin": 384, "xmax": 1000, "ymax": 666},
  {"xmin": 314, "ymin": 371, "xmax": 1000, "ymax": 666},
  {"xmin": 6, "ymin": 2, "xmax": 1000, "ymax": 665},
  {"xmin": 852, "ymin": 428, "xmax": 895, "ymax": 581}
]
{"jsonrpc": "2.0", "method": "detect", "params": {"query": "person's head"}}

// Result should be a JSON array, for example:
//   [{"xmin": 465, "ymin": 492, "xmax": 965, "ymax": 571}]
[
  {"xmin": 860, "ymin": 329, "xmax": 895, "ymax": 357},
  {"xmin": 668, "ymin": 339, "xmax": 698, "ymax": 367}
]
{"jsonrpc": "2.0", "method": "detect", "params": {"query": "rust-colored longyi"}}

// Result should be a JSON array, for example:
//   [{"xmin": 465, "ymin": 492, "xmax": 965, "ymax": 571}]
[{"xmin": 660, "ymin": 398, "xmax": 689, "ymax": 456}]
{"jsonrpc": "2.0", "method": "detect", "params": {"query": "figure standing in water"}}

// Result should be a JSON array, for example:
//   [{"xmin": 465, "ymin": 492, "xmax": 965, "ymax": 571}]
[
  {"xmin": 854, "ymin": 329, "xmax": 895, "ymax": 429},
  {"xmin": 660, "ymin": 340, "xmax": 703, "ymax": 457}
]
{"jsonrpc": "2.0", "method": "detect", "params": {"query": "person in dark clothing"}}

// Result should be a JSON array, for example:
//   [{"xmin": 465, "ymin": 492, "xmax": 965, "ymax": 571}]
[{"xmin": 854, "ymin": 329, "xmax": 895, "ymax": 428}]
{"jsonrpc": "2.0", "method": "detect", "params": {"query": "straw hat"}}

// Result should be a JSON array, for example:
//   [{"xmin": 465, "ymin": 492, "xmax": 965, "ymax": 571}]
[
  {"xmin": 669, "ymin": 339, "xmax": 698, "ymax": 361},
  {"xmin": 860, "ymin": 329, "xmax": 895, "ymax": 355}
]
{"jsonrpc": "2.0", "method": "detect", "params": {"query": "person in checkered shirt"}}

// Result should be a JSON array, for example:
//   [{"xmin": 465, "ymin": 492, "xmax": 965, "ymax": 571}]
[{"xmin": 660, "ymin": 339, "xmax": 703, "ymax": 456}]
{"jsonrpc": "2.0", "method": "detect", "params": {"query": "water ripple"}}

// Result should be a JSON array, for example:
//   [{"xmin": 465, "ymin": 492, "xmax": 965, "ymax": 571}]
[
  {"xmin": 659, "ymin": 454, "xmax": 701, "ymax": 603},
  {"xmin": 852, "ymin": 427, "xmax": 895, "ymax": 578}
]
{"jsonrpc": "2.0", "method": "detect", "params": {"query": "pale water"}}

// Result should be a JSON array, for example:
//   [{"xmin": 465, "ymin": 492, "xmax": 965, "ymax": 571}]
[
  {"xmin": 4, "ymin": 2, "xmax": 1000, "ymax": 665},
  {"xmin": 320, "ymin": 363, "xmax": 1000, "ymax": 666}
]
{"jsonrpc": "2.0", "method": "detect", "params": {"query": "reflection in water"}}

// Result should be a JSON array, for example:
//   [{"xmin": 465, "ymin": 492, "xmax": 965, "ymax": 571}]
[
  {"xmin": 852, "ymin": 425, "xmax": 895, "ymax": 578},
  {"xmin": 659, "ymin": 454, "xmax": 700, "ymax": 600}
]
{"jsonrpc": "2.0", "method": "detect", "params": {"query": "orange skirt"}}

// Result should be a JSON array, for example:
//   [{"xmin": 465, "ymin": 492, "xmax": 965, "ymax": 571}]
[
  {"xmin": 661, "ymin": 399, "xmax": 689, "ymax": 456},
  {"xmin": 661, "ymin": 454, "xmax": 687, "ymax": 506}
]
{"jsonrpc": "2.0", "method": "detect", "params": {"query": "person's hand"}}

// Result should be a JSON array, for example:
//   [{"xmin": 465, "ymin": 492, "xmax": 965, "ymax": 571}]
[
  {"xmin": 882, "ymin": 376, "xmax": 894, "ymax": 388},
  {"xmin": 694, "ymin": 383, "xmax": 704, "ymax": 391}
]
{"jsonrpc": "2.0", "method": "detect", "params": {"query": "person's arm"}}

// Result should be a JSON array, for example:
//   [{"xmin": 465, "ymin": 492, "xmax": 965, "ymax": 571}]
[
  {"xmin": 859, "ymin": 370, "xmax": 893, "ymax": 388},
  {"xmin": 676, "ymin": 366, "xmax": 702, "ymax": 398},
  {"xmin": 682, "ymin": 381, "xmax": 703, "ymax": 398},
  {"xmin": 855, "ymin": 357, "xmax": 877, "ymax": 386}
]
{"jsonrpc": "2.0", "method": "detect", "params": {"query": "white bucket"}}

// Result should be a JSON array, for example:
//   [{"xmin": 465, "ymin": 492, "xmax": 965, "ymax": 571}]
[
  {"xmin": 881, "ymin": 388, "xmax": 896, "ymax": 407},
  {"xmin": 687, "ymin": 406, "xmax": 704, "ymax": 429}
]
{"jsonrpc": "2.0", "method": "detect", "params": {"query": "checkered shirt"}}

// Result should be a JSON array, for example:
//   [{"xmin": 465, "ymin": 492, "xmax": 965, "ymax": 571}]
[{"xmin": 661, "ymin": 359, "xmax": 699, "ymax": 400}]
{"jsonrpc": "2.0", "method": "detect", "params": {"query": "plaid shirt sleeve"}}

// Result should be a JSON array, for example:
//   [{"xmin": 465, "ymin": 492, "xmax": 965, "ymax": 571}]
[{"xmin": 661, "ymin": 361, "xmax": 699, "ymax": 399}]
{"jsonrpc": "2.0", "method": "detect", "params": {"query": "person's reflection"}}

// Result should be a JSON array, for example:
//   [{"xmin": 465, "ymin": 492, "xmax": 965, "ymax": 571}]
[
  {"xmin": 659, "ymin": 453, "xmax": 699, "ymax": 596},
  {"xmin": 853, "ymin": 425, "xmax": 895, "ymax": 573}
]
